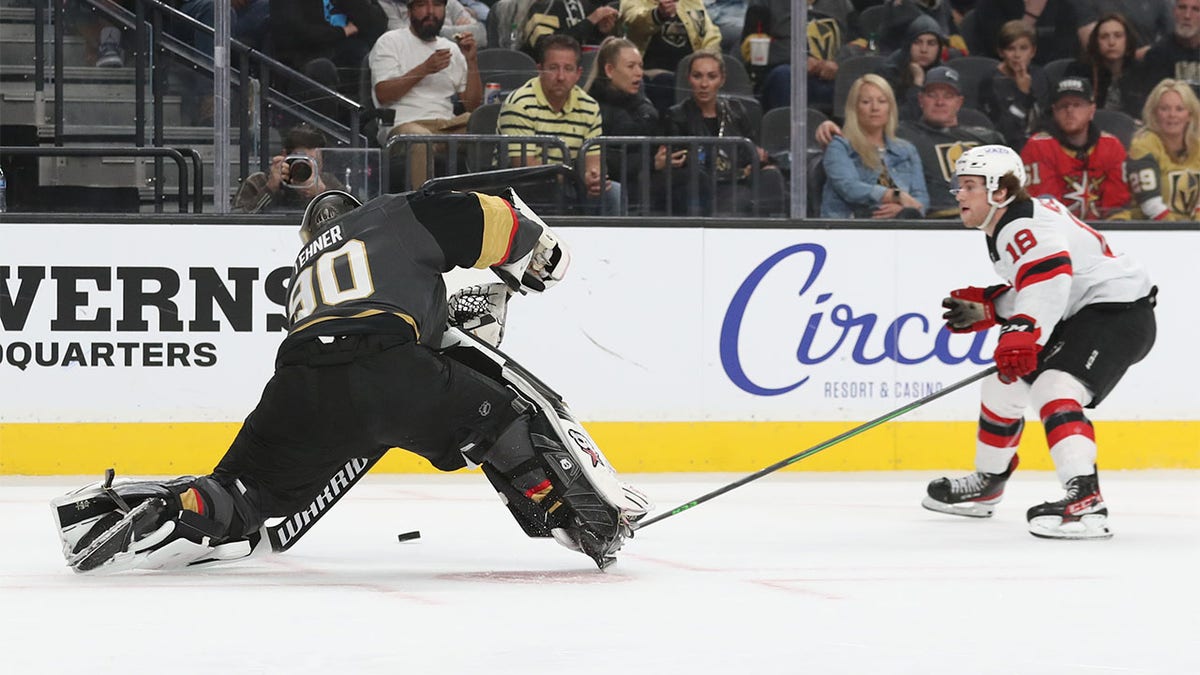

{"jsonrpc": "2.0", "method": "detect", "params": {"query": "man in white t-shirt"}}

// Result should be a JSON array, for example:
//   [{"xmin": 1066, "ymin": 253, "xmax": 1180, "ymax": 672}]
[{"xmin": 370, "ymin": 0, "xmax": 483, "ymax": 187}]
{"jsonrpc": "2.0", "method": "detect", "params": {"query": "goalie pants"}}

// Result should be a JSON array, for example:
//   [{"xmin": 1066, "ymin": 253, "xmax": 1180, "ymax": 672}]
[{"xmin": 211, "ymin": 332, "xmax": 522, "ymax": 521}]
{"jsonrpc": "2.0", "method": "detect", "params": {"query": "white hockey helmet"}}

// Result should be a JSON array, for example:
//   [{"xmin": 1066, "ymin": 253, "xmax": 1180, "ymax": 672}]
[
  {"xmin": 954, "ymin": 144, "xmax": 1026, "ymax": 193},
  {"xmin": 953, "ymin": 145, "xmax": 1026, "ymax": 228}
]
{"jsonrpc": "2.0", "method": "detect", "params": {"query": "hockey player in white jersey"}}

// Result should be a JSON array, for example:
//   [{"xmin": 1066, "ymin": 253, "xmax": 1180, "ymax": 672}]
[{"xmin": 923, "ymin": 145, "xmax": 1157, "ymax": 539}]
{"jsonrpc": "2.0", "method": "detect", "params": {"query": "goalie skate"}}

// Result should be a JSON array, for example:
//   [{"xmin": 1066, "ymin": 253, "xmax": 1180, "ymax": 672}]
[{"xmin": 1027, "ymin": 473, "xmax": 1112, "ymax": 540}]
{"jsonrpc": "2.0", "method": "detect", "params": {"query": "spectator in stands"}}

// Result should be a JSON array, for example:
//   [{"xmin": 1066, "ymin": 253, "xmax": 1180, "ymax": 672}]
[
  {"xmin": 705, "ymin": 0, "xmax": 748, "ymax": 52},
  {"xmin": 1123, "ymin": 79, "xmax": 1200, "ymax": 220},
  {"xmin": 1137, "ymin": 0, "xmax": 1200, "ymax": 102},
  {"xmin": 821, "ymin": 73, "xmax": 929, "ymax": 218},
  {"xmin": 980, "ymin": 20, "xmax": 1050, "ymax": 151},
  {"xmin": 1065, "ymin": 13, "xmax": 1143, "ymax": 119},
  {"xmin": 665, "ymin": 51, "xmax": 786, "ymax": 215},
  {"xmin": 371, "ymin": 0, "xmax": 482, "ymax": 188},
  {"xmin": 876, "ymin": 0, "xmax": 963, "ymax": 55},
  {"xmin": 815, "ymin": 66, "xmax": 1003, "ymax": 218},
  {"xmin": 522, "ymin": 1, "xmax": 621, "ymax": 56},
  {"xmin": 880, "ymin": 14, "xmax": 963, "ymax": 122},
  {"xmin": 498, "ymin": 34, "xmax": 623, "ymax": 214},
  {"xmin": 271, "ymin": 0, "xmax": 388, "ymax": 122},
  {"xmin": 621, "ymin": 0, "xmax": 722, "ymax": 116},
  {"xmin": 1021, "ymin": 77, "xmax": 1131, "ymax": 219},
  {"xmin": 233, "ymin": 124, "xmax": 343, "ymax": 213},
  {"xmin": 581, "ymin": 36, "xmax": 674, "ymax": 213},
  {"xmin": 973, "ymin": 0, "xmax": 1083, "ymax": 65},
  {"xmin": 1072, "ymin": 0, "xmax": 1172, "ymax": 58},
  {"xmin": 742, "ymin": 1, "xmax": 847, "ymax": 113},
  {"xmin": 379, "ymin": 0, "xmax": 487, "ymax": 46}
]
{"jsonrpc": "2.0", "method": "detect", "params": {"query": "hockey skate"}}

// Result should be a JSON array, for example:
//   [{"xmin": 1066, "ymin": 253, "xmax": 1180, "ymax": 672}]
[
  {"xmin": 922, "ymin": 455, "xmax": 1019, "ymax": 518},
  {"xmin": 1027, "ymin": 472, "xmax": 1112, "ymax": 540}
]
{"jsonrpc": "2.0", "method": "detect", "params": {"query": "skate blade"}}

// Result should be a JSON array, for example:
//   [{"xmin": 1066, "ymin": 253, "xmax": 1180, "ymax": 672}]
[
  {"xmin": 921, "ymin": 496, "xmax": 996, "ymax": 518},
  {"xmin": 1028, "ymin": 514, "xmax": 1112, "ymax": 540}
]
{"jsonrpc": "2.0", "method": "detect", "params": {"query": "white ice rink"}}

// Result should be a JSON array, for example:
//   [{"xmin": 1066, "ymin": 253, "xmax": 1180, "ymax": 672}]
[{"xmin": 2, "ymin": 471, "xmax": 1197, "ymax": 675}]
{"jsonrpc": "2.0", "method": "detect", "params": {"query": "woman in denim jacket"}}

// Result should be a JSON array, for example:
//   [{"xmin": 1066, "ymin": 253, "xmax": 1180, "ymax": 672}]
[{"xmin": 821, "ymin": 73, "xmax": 928, "ymax": 219}]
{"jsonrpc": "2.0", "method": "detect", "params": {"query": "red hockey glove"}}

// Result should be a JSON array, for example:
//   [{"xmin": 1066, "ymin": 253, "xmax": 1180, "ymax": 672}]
[
  {"xmin": 994, "ymin": 319, "xmax": 1041, "ymax": 384},
  {"xmin": 941, "ymin": 285, "xmax": 1009, "ymax": 333}
]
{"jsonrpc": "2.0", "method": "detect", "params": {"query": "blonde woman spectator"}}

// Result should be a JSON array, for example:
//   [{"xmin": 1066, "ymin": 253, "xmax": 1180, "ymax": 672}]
[
  {"xmin": 821, "ymin": 74, "xmax": 928, "ymax": 219},
  {"xmin": 1124, "ymin": 79, "xmax": 1200, "ymax": 220}
]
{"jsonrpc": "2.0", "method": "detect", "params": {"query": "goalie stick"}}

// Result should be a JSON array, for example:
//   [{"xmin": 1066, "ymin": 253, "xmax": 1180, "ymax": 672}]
[
  {"xmin": 633, "ymin": 366, "xmax": 999, "ymax": 531},
  {"xmin": 257, "ymin": 453, "xmax": 384, "ymax": 553}
]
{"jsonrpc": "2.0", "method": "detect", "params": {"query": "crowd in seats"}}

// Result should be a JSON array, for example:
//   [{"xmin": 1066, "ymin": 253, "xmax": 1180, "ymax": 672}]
[{"xmin": 72, "ymin": 0, "xmax": 1190, "ymax": 221}]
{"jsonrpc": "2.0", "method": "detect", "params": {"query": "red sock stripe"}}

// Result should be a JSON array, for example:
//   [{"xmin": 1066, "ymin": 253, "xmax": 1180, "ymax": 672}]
[
  {"xmin": 1039, "ymin": 398, "xmax": 1081, "ymax": 420},
  {"xmin": 1046, "ymin": 420, "xmax": 1095, "ymax": 447},
  {"xmin": 978, "ymin": 428, "xmax": 1022, "ymax": 448},
  {"xmin": 981, "ymin": 404, "xmax": 1021, "ymax": 425}
]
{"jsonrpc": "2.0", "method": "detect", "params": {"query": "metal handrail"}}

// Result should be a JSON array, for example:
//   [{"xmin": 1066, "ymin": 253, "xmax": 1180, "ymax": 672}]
[
  {"xmin": 579, "ymin": 136, "xmax": 764, "ymax": 217},
  {"xmin": 0, "ymin": 146, "xmax": 195, "ymax": 213},
  {"xmin": 38, "ymin": 1, "xmax": 365, "ymax": 151},
  {"xmin": 384, "ymin": 134, "xmax": 571, "ymax": 191}
]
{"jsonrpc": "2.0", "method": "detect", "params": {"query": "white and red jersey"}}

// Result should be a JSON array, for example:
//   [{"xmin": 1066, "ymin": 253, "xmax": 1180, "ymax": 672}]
[{"xmin": 987, "ymin": 197, "xmax": 1153, "ymax": 344}]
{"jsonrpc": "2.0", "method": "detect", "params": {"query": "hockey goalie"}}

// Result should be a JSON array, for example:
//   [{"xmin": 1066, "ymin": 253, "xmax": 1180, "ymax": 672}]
[{"xmin": 50, "ymin": 186, "xmax": 651, "ymax": 573}]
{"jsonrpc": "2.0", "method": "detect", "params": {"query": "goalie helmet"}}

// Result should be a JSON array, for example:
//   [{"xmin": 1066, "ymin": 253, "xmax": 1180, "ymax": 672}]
[{"xmin": 299, "ymin": 189, "xmax": 362, "ymax": 244}]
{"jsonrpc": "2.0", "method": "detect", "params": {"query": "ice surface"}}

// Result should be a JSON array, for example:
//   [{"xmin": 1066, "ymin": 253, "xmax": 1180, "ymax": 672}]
[{"xmin": 2, "ymin": 472, "xmax": 1197, "ymax": 674}]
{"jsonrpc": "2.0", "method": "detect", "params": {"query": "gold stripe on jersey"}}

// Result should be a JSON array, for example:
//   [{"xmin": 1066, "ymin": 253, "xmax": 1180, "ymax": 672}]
[
  {"xmin": 290, "ymin": 309, "xmax": 421, "ymax": 340},
  {"xmin": 474, "ymin": 193, "xmax": 519, "ymax": 268}
]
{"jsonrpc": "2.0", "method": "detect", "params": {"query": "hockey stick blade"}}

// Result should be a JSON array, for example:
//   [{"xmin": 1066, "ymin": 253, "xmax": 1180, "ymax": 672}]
[{"xmin": 633, "ymin": 366, "xmax": 999, "ymax": 531}]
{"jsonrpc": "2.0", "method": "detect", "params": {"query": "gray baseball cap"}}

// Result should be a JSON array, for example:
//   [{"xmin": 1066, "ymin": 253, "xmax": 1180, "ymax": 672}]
[{"xmin": 923, "ymin": 66, "xmax": 962, "ymax": 94}]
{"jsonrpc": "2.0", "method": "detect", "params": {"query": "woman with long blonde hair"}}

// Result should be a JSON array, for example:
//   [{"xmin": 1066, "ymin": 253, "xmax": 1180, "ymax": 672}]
[
  {"xmin": 821, "ymin": 73, "xmax": 928, "ymax": 219},
  {"xmin": 1125, "ymin": 79, "xmax": 1200, "ymax": 220}
]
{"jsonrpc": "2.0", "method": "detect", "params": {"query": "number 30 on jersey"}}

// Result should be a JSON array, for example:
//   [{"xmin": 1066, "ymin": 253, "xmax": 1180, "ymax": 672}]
[{"xmin": 288, "ymin": 239, "xmax": 377, "ymax": 323}]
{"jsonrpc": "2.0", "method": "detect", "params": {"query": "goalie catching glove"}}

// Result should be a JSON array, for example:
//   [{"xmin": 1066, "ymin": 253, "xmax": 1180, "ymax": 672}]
[
  {"xmin": 942, "ymin": 284, "xmax": 1010, "ymax": 333},
  {"xmin": 493, "ymin": 188, "xmax": 570, "ymax": 294},
  {"xmin": 448, "ymin": 282, "xmax": 511, "ymax": 348}
]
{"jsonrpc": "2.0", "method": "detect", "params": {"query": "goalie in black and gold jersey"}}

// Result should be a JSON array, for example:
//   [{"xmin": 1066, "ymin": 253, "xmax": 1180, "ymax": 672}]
[{"xmin": 51, "ymin": 186, "xmax": 650, "ymax": 573}]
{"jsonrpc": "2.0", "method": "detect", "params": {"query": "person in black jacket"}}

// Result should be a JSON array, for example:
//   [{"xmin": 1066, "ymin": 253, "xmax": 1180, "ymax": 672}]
[
  {"xmin": 522, "ymin": 0, "xmax": 621, "ymax": 57},
  {"xmin": 664, "ymin": 51, "xmax": 785, "ymax": 216},
  {"xmin": 270, "ymin": 0, "xmax": 388, "ymax": 121},
  {"xmin": 979, "ymin": 19, "xmax": 1050, "ymax": 151},
  {"xmin": 584, "ymin": 36, "xmax": 702, "ymax": 215},
  {"xmin": 1065, "ymin": 13, "xmax": 1143, "ymax": 120}
]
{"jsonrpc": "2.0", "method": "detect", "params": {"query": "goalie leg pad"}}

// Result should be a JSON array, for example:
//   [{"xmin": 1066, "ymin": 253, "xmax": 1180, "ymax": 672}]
[
  {"xmin": 476, "ymin": 414, "xmax": 635, "ymax": 569},
  {"xmin": 51, "ymin": 472, "xmax": 262, "ymax": 573}
]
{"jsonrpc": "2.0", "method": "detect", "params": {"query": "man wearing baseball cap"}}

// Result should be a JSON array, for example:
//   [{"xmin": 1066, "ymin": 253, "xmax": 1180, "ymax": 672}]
[
  {"xmin": 813, "ymin": 66, "xmax": 1004, "ymax": 218},
  {"xmin": 1020, "ymin": 76, "xmax": 1130, "ymax": 220}
]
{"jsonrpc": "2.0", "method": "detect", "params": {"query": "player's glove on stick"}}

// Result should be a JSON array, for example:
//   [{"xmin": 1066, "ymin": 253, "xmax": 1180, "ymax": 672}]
[
  {"xmin": 994, "ymin": 318, "xmax": 1041, "ymax": 384},
  {"xmin": 941, "ymin": 284, "xmax": 1010, "ymax": 333}
]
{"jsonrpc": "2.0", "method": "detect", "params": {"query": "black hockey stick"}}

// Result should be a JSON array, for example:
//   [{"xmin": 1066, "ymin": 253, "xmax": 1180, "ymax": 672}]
[
  {"xmin": 262, "ymin": 453, "xmax": 384, "ymax": 552},
  {"xmin": 633, "ymin": 366, "xmax": 999, "ymax": 530}
]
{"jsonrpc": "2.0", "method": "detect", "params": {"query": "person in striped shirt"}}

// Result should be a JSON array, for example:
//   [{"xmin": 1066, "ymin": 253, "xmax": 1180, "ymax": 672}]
[{"xmin": 498, "ymin": 34, "xmax": 623, "ymax": 214}]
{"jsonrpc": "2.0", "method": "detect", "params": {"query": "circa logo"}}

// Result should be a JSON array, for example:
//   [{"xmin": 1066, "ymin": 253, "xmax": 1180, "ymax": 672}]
[{"xmin": 719, "ymin": 243, "xmax": 991, "ymax": 396}]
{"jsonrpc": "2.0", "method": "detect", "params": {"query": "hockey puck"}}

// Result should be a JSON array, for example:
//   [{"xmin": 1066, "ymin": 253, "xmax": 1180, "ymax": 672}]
[{"xmin": 397, "ymin": 530, "xmax": 421, "ymax": 542}]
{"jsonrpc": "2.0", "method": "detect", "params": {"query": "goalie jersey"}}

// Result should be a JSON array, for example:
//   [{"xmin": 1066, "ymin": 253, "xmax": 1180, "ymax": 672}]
[
  {"xmin": 1124, "ymin": 129, "xmax": 1200, "ymax": 220},
  {"xmin": 284, "ymin": 191, "xmax": 542, "ymax": 349},
  {"xmin": 987, "ymin": 197, "xmax": 1153, "ymax": 344}
]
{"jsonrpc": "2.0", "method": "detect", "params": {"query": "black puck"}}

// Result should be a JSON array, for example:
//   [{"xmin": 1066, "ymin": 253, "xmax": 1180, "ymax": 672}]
[{"xmin": 397, "ymin": 530, "xmax": 421, "ymax": 542}]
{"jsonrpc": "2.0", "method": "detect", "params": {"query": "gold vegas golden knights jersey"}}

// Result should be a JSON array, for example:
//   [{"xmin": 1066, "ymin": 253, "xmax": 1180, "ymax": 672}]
[
  {"xmin": 283, "ymin": 190, "xmax": 542, "ymax": 350},
  {"xmin": 1124, "ymin": 129, "xmax": 1200, "ymax": 221}
]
